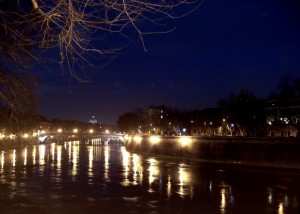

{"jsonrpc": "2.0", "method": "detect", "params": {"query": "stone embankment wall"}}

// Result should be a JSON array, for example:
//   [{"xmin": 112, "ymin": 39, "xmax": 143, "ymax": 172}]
[
  {"xmin": 125, "ymin": 136, "xmax": 300, "ymax": 169},
  {"xmin": 0, "ymin": 138, "xmax": 35, "ymax": 151}
]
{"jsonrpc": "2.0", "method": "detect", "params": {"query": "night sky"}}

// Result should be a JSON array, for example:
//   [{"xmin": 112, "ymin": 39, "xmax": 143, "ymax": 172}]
[{"xmin": 37, "ymin": 0, "xmax": 300, "ymax": 124}]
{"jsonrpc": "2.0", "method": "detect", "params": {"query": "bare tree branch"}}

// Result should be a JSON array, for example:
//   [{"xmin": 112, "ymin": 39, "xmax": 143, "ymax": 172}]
[{"xmin": 1, "ymin": 0, "xmax": 202, "ymax": 80}]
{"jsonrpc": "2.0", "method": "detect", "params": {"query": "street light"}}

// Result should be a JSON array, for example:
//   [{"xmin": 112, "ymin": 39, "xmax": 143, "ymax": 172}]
[
  {"xmin": 73, "ymin": 129, "xmax": 78, "ymax": 133},
  {"xmin": 179, "ymin": 136, "xmax": 192, "ymax": 147},
  {"xmin": 149, "ymin": 135, "xmax": 160, "ymax": 144}
]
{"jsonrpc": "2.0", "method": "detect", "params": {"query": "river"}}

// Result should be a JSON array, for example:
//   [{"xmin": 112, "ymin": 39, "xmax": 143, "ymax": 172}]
[{"xmin": 0, "ymin": 140, "xmax": 300, "ymax": 214}]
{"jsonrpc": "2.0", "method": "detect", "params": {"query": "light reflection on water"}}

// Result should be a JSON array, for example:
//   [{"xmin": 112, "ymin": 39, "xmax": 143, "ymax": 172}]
[
  {"xmin": 104, "ymin": 145, "xmax": 110, "ymax": 182},
  {"xmin": 88, "ymin": 146, "xmax": 93, "ymax": 182},
  {"xmin": 0, "ymin": 142, "xmax": 299, "ymax": 214},
  {"xmin": 1, "ymin": 151, "xmax": 4, "ymax": 170},
  {"xmin": 39, "ymin": 144, "xmax": 45, "ymax": 165},
  {"xmin": 178, "ymin": 163, "xmax": 193, "ymax": 198}
]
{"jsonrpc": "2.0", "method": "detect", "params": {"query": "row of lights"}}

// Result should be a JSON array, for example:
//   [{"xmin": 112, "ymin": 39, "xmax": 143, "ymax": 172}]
[
  {"xmin": 0, "ymin": 133, "xmax": 37, "ymax": 140},
  {"xmin": 126, "ymin": 135, "xmax": 192, "ymax": 147},
  {"xmin": 1, "ymin": 128, "xmax": 112, "ymax": 140},
  {"xmin": 58, "ymin": 128, "xmax": 110, "ymax": 134}
]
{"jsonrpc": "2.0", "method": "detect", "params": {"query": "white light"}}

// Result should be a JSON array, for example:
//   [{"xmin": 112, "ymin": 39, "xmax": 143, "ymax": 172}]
[
  {"xmin": 133, "ymin": 135, "xmax": 142, "ymax": 144},
  {"xmin": 179, "ymin": 136, "xmax": 192, "ymax": 147},
  {"xmin": 149, "ymin": 136, "xmax": 160, "ymax": 144}
]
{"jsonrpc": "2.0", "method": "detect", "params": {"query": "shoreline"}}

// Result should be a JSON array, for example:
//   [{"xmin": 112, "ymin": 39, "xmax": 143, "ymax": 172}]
[
  {"xmin": 0, "ymin": 138, "xmax": 38, "ymax": 151},
  {"xmin": 125, "ymin": 136, "xmax": 300, "ymax": 170}
]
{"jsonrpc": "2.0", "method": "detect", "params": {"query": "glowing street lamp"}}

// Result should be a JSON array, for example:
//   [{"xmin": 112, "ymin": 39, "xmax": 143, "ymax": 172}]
[
  {"xmin": 73, "ymin": 129, "xmax": 78, "ymax": 133},
  {"xmin": 89, "ymin": 129, "xmax": 94, "ymax": 134},
  {"xmin": 149, "ymin": 135, "xmax": 160, "ymax": 144},
  {"xmin": 133, "ymin": 135, "xmax": 142, "ymax": 144},
  {"xmin": 179, "ymin": 136, "xmax": 192, "ymax": 147}
]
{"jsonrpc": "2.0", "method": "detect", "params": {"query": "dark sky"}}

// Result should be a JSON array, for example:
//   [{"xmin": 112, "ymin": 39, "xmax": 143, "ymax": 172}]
[{"xmin": 38, "ymin": 0, "xmax": 300, "ymax": 124}]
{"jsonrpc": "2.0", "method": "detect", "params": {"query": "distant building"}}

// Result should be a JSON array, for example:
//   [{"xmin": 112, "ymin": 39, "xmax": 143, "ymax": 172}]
[
  {"xmin": 146, "ymin": 106, "xmax": 188, "ymax": 135},
  {"xmin": 89, "ymin": 116, "xmax": 98, "ymax": 124},
  {"xmin": 147, "ymin": 106, "xmax": 167, "ymax": 126},
  {"xmin": 266, "ymin": 98, "xmax": 300, "ymax": 137}
]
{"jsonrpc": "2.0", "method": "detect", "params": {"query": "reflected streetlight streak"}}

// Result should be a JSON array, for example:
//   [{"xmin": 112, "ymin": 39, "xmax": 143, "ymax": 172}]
[
  {"xmin": 122, "ymin": 147, "xmax": 130, "ymax": 179},
  {"xmin": 148, "ymin": 158, "xmax": 158, "ymax": 185},
  {"xmin": 178, "ymin": 164, "xmax": 193, "ymax": 198},
  {"xmin": 23, "ymin": 147, "xmax": 27, "ymax": 166},
  {"xmin": 132, "ymin": 154, "xmax": 138, "ymax": 183},
  {"xmin": 167, "ymin": 175, "xmax": 172, "ymax": 198},
  {"xmin": 220, "ymin": 188, "xmax": 226, "ymax": 214},
  {"xmin": 121, "ymin": 147, "xmax": 131, "ymax": 186},
  {"xmin": 51, "ymin": 143, "xmax": 55, "ymax": 162},
  {"xmin": 57, "ymin": 145, "xmax": 62, "ymax": 168},
  {"xmin": 39, "ymin": 145, "xmax": 46, "ymax": 165},
  {"xmin": 68, "ymin": 142, "xmax": 72, "ymax": 162},
  {"xmin": 32, "ymin": 146, "xmax": 36, "ymax": 165},
  {"xmin": 1, "ymin": 151, "xmax": 4, "ymax": 170},
  {"xmin": 12, "ymin": 150, "xmax": 16, "ymax": 167},
  {"xmin": 88, "ymin": 146, "xmax": 94, "ymax": 182},
  {"xmin": 132, "ymin": 154, "xmax": 143, "ymax": 185},
  {"xmin": 72, "ymin": 142, "xmax": 79, "ymax": 177},
  {"xmin": 284, "ymin": 195, "xmax": 289, "ymax": 207},
  {"xmin": 178, "ymin": 166, "xmax": 188, "ymax": 197},
  {"xmin": 104, "ymin": 146, "xmax": 110, "ymax": 181},
  {"xmin": 278, "ymin": 202, "xmax": 284, "ymax": 214},
  {"xmin": 89, "ymin": 147, "xmax": 93, "ymax": 170},
  {"xmin": 268, "ymin": 188, "xmax": 273, "ymax": 204}
]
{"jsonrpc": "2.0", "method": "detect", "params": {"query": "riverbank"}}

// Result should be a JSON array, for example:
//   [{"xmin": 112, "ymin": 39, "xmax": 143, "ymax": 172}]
[
  {"xmin": 0, "ymin": 138, "xmax": 37, "ymax": 151},
  {"xmin": 125, "ymin": 136, "xmax": 300, "ymax": 170}
]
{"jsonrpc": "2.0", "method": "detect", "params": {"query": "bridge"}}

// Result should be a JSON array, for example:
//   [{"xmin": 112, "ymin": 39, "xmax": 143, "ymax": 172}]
[{"xmin": 38, "ymin": 131, "xmax": 124, "ymax": 145}]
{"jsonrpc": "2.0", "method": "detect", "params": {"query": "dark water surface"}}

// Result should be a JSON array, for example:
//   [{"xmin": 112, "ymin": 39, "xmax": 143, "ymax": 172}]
[{"xmin": 1, "ymin": 140, "xmax": 300, "ymax": 214}]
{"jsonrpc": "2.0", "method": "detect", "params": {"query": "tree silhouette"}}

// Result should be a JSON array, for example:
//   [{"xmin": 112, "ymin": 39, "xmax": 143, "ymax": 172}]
[
  {"xmin": 117, "ymin": 112, "xmax": 140, "ymax": 134},
  {"xmin": 218, "ymin": 90, "xmax": 266, "ymax": 136},
  {"xmin": 1, "ymin": 0, "xmax": 202, "ymax": 79}
]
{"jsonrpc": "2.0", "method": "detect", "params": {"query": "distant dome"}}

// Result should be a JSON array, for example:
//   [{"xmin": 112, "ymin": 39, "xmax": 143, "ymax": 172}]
[{"xmin": 89, "ymin": 116, "xmax": 98, "ymax": 124}]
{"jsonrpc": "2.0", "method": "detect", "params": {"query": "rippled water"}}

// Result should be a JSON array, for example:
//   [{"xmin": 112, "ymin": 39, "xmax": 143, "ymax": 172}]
[{"xmin": 1, "ymin": 140, "xmax": 300, "ymax": 214}]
